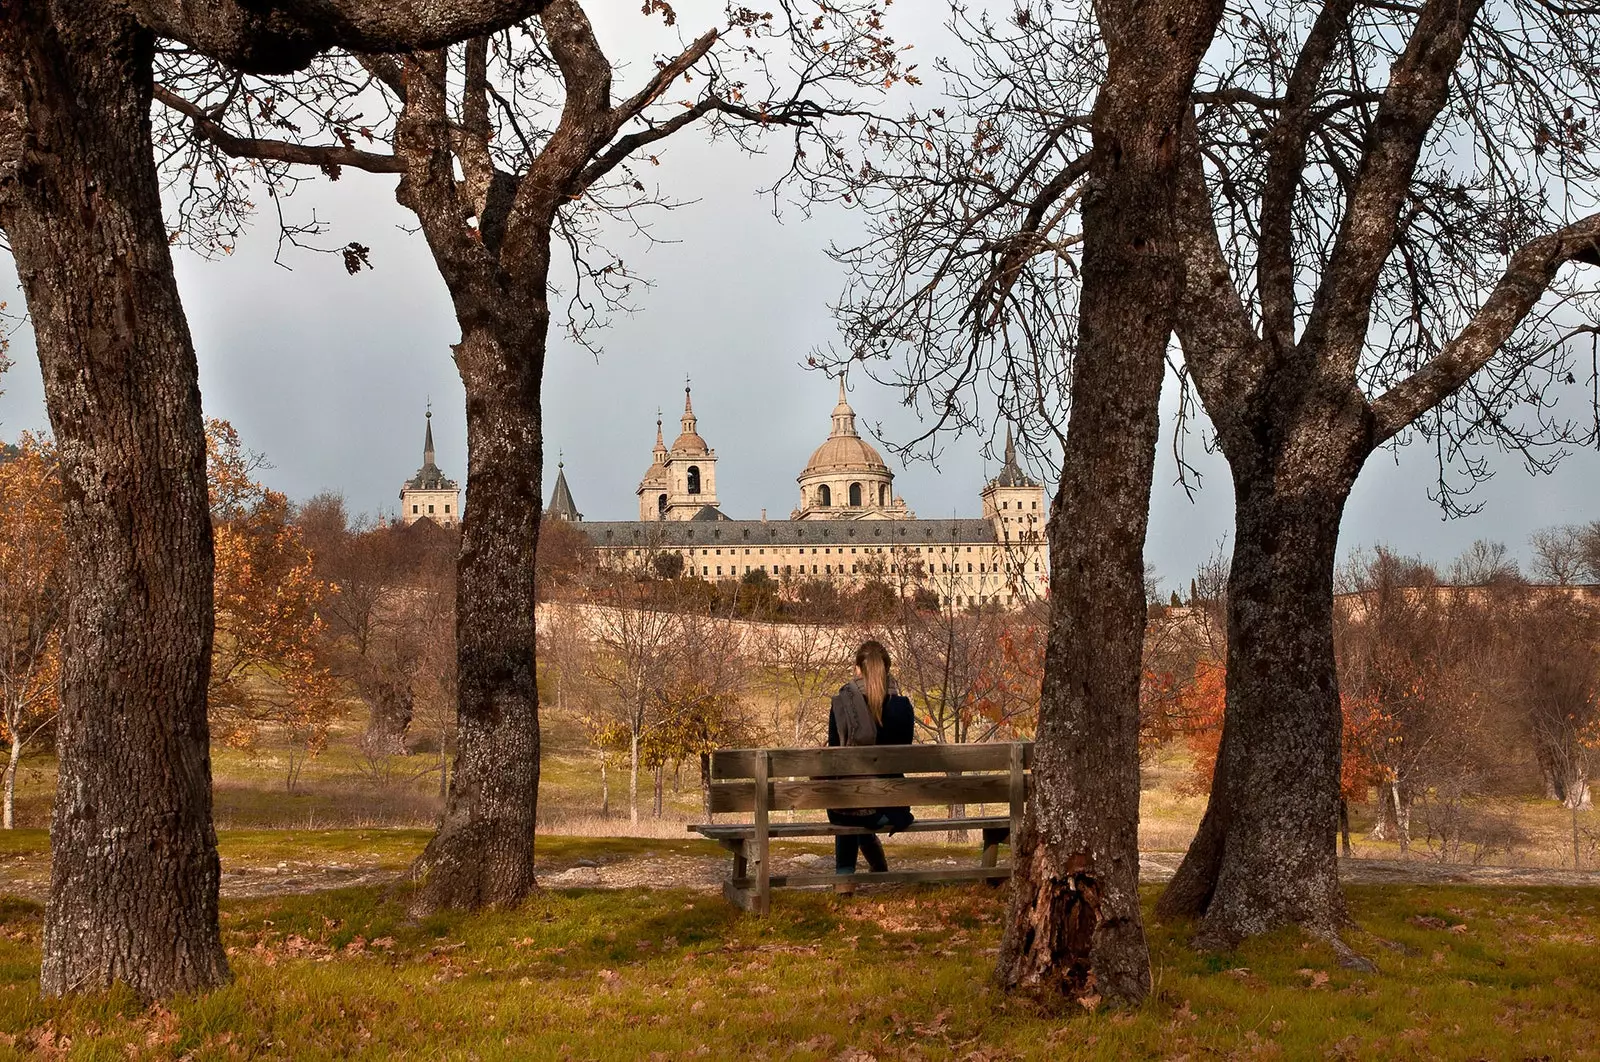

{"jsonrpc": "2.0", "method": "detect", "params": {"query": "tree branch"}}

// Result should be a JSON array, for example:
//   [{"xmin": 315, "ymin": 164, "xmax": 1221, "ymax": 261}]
[
  {"xmin": 129, "ymin": 0, "xmax": 554, "ymax": 75},
  {"xmin": 1299, "ymin": 0, "xmax": 1486, "ymax": 373},
  {"xmin": 1369, "ymin": 214, "xmax": 1600, "ymax": 443},
  {"xmin": 153, "ymin": 84, "xmax": 403, "ymax": 173},
  {"xmin": 1257, "ymin": 0, "xmax": 1356, "ymax": 352}
]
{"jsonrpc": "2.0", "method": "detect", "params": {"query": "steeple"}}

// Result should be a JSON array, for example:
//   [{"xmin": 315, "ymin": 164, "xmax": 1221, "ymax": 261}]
[
  {"xmin": 680, "ymin": 384, "xmax": 697, "ymax": 437},
  {"xmin": 988, "ymin": 423, "xmax": 1040, "ymax": 488},
  {"xmin": 422, "ymin": 406, "xmax": 437, "ymax": 469},
  {"xmin": 548, "ymin": 453, "xmax": 582, "ymax": 522},
  {"xmin": 669, "ymin": 380, "xmax": 710, "ymax": 455},
  {"xmin": 653, "ymin": 410, "xmax": 667, "ymax": 462},
  {"xmin": 830, "ymin": 375, "xmax": 859, "ymax": 438}
]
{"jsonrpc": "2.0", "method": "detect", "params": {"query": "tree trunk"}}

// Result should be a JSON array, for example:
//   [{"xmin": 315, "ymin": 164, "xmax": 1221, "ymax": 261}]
[
  {"xmin": 1158, "ymin": 458, "xmax": 1362, "ymax": 951},
  {"xmin": 2, "ymin": 734, "xmax": 19, "ymax": 830},
  {"xmin": 995, "ymin": 0, "xmax": 1222, "ymax": 1008},
  {"xmin": 1338, "ymin": 798, "xmax": 1351, "ymax": 858},
  {"xmin": 630, "ymin": 730, "xmax": 640, "ymax": 826},
  {"xmin": 0, "ymin": 5, "xmax": 228, "ymax": 998},
  {"xmin": 601, "ymin": 757, "xmax": 610, "ymax": 819},
  {"xmin": 408, "ymin": 324, "xmax": 544, "ymax": 914},
  {"xmin": 653, "ymin": 764, "xmax": 663, "ymax": 819}
]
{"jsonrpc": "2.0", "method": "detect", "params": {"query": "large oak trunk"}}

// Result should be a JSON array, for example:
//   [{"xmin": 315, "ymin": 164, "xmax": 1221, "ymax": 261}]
[
  {"xmin": 1158, "ymin": 427, "xmax": 1365, "ymax": 949},
  {"xmin": 993, "ymin": 0, "xmax": 1222, "ymax": 1006},
  {"xmin": 0, "ymin": 5, "xmax": 227, "ymax": 996},
  {"xmin": 408, "ymin": 323, "xmax": 544, "ymax": 914}
]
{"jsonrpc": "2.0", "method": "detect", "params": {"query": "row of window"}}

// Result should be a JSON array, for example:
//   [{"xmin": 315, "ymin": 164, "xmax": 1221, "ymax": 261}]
[
  {"xmin": 698, "ymin": 562, "xmax": 1041, "ymax": 577},
  {"xmin": 665, "ymin": 544, "xmax": 1022, "ymax": 557},
  {"xmin": 998, "ymin": 499, "xmax": 1039, "ymax": 510},
  {"xmin": 411, "ymin": 503, "xmax": 452, "ymax": 515}
]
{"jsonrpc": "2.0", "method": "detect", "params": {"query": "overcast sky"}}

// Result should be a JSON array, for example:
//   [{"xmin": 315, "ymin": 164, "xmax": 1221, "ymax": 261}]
[{"xmin": 2, "ymin": 4, "xmax": 1597, "ymax": 596}]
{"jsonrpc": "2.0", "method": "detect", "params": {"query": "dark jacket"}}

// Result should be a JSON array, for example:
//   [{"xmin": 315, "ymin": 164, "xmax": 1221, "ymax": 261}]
[{"xmin": 827, "ymin": 680, "xmax": 914, "ymax": 827}]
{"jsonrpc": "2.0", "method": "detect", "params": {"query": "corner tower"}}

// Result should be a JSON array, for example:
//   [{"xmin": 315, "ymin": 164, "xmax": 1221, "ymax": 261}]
[
  {"xmin": 400, "ymin": 408, "xmax": 461, "ymax": 526},
  {"xmin": 980, "ymin": 427, "xmax": 1046, "ymax": 543}
]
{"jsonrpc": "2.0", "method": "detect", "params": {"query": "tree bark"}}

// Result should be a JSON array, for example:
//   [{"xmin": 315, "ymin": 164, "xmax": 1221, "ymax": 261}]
[
  {"xmin": 1158, "ymin": 425, "xmax": 1367, "ymax": 950},
  {"xmin": 994, "ymin": 0, "xmax": 1223, "ymax": 1007},
  {"xmin": 408, "ymin": 323, "xmax": 544, "ymax": 914},
  {"xmin": 630, "ymin": 729, "xmax": 640, "ymax": 826},
  {"xmin": 0, "ymin": 4, "xmax": 227, "ymax": 997},
  {"xmin": 3, "ymin": 734, "xmax": 19, "ymax": 830}
]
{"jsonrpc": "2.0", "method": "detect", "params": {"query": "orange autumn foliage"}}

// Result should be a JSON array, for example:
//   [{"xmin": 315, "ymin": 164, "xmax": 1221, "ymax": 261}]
[
  {"xmin": 0, "ymin": 434, "xmax": 65, "ymax": 769},
  {"xmin": 1177, "ymin": 659, "xmax": 1391, "ymax": 801},
  {"xmin": 205, "ymin": 420, "xmax": 338, "ymax": 782}
]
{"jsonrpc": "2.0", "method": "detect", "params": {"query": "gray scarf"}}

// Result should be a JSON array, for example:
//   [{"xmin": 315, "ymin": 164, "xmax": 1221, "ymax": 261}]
[{"xmin": 832, "ymin": 676, "xmax": 900, "ymax": 748}]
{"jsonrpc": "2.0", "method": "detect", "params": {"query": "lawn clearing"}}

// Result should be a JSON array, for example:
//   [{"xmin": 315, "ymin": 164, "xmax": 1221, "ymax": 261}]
[{"xmin": 1, "ymin": 870, "xmax": 1597, "ymax": 1060}]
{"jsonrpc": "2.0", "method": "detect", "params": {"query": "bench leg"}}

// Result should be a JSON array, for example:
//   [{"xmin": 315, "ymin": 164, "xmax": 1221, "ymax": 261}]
[
  {"xmin": 723, "ymin": 880, "xmax": 757, "ymax": 912},
  {"xmin": 980, "ymin": 827, "xmax": 1009, "ymax": 886},
  {"xmin": 722, "ymin": 838, "xmax": 748, "ymax": 881}
]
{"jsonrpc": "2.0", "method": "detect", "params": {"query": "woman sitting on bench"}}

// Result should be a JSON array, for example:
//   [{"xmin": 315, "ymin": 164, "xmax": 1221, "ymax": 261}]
[{"xmin": 827, "ymin": 640, "xmax": 915, "ymax": 891}]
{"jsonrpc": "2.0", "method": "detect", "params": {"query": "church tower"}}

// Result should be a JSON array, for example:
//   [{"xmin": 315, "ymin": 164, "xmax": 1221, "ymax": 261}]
[
  {"xmin": 400, "ymin": 408, "xmax": 461, "ymax": 526},
  {"xmin": 636, "ymin": 414, "xmax": 670, "ymax": 520},
  {"xmin": 654, "ymin": 386, "xmax": 723, "ymax": 521},
  {"xmin": 980, "ymin": 426, "xmax": 1046, "ymax": 543}
]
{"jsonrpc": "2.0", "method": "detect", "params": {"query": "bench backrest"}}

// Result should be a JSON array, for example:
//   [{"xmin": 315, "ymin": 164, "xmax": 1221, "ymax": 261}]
[{"xmin": 704, "ymin": 742, "xmax": 1033, "ymax": 814}]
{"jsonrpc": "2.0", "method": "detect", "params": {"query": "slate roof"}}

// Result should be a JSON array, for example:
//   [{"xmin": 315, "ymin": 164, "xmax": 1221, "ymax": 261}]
[{"xmin": 548, "ymin": 464, "xmax": 582, "ymax": 521}]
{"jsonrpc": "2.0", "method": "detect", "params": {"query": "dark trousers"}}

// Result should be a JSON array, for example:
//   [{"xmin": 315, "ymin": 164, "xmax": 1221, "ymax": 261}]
[{"xmin": 830, "ymin": 810, "xmax": 892, "ymax": 873}]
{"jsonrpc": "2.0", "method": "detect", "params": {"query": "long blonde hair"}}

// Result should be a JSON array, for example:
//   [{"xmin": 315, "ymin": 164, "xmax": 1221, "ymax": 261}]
[{"xmin": 855, "ymin": 640, "xmax": 892, "ymax": 725}]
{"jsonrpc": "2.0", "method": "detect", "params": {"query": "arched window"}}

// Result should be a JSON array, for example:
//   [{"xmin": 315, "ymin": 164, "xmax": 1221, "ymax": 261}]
[
  {"xmin": 849, "ymin": 482, "xmax": 862, "ymax": 507},
  {"xmin": 687, "ymin": 466, "xmax": 701, "ymax": 494},
  {"xmin": 878, "ymin": 484, "xmax": 888, "ymax": 506},
  {"xmin": 657, "ymin": 493, "xmax": 667, "ymax": 515},
  {"xmin": 819, "ymin": 484, "xmax": 832, "ymax": 507}
]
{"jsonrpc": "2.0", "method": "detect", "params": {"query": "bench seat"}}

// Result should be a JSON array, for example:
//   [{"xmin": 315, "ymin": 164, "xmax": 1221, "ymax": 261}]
[
  {"xmin": 694, "ymin": 742, "xmax": 1032, "ymax": 913},
  {"xmin": 689, "ymin": 815, "xmax": 1010, "ymax": 840}
]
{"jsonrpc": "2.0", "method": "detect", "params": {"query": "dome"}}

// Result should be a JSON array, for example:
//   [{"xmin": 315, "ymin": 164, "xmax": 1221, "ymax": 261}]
[
  {"xmin": 802, "ymin": 434, "xmax": 890, "ymax": 476},
  {"xmin": 799, "ymin": 376, "xmax": 890, "ymax": 478},
  {"xmin": 671, "ymin": 429, "xmax": 710, "ymax": 454}
]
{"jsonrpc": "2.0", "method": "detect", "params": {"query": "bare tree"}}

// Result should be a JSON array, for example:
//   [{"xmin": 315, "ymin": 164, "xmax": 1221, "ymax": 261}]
[
  {"xmin": 0, "ymin": 0, "xmax": 551, "ymax": 999},
  {"xmin": 1509, "ymin": 595, "xmax": 1600, "ymax": 815},
  {"xmin": 827, "ymin": 0, "xmax": 1224, "ymax": 1003},
  {"xmin": 155, "ymin": 0, "xmax": 901, "ymax": 915},
  {"xmin": 1530, "ymin": 525, "xmax": 1597, "ymax": 585},
  {"xmin": 584, "ymin": 587, "xmax": 680, "ymax": 825},
  {"xmin": 1159, "ymin": 0, "xmax": 1600, "ymax": 950}
]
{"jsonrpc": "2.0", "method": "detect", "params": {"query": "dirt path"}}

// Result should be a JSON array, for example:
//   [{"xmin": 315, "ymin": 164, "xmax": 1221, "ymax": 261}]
[{"xmin": 8, "ymin": 849, "xmax": 1600, "ymax": 905}]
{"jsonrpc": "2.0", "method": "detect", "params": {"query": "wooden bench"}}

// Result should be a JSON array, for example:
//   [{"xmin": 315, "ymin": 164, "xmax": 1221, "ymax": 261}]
[{"xmin": 690, "ymin": 742, "xmax": 1034, "ymax": 914}]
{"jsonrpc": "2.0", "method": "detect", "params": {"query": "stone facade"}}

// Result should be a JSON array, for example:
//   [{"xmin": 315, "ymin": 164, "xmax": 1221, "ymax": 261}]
[
  {"xmin": 399, "ymin": 410, "xmax": 460, "ymax": 527},
  {"xmin": 581, "ymin": 382, "xmax": 1050, "ymax": 608}
]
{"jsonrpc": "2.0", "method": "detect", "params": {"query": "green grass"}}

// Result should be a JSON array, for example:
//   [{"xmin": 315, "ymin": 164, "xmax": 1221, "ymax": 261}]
[{"xmin": 1, "ymin": 868, "xmax": 1597, "ymax": 1060}]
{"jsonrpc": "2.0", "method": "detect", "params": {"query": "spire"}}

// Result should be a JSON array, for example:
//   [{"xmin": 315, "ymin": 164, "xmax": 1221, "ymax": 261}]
[
  {"xmin": 422, "ymin": 406, "xmax": 436, "ymax": 469},
  {"xmin": 991, "ymin": 422, "xmax": 1040, "ymax": 488},
  {"xmin": 830, "ymin": 374, "xmax": 858, "ymax": 438},
  {"xmin": 681, "ymin": 381, "xmax": 697, "ymax": 434},
  {"xmin": 654, "ymin": 409, "xmax": 667, "ymax": 459},
  {"xmin": 548, "ymin": 453, "xmax": 582, "ymax": 522}
]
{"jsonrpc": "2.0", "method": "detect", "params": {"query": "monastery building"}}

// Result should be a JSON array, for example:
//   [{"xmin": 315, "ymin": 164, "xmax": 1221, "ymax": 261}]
[{"xmin": 559, "ymin": 381, "xmax": 1050, "ymax": 608}]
